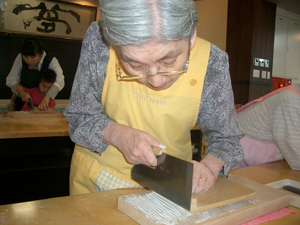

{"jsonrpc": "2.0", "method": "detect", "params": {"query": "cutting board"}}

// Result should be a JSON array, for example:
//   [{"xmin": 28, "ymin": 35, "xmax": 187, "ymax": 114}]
[
  {"xmin": 190, "ymin": 176, "xmax": 255, "ymax": 213},
  {"xmin": 7, "ymin": 109, "xmax": 61, "ymax": 118},
  {"xmin": 118, "ymin": 175, "xmax": 291, "ymax": 225}
]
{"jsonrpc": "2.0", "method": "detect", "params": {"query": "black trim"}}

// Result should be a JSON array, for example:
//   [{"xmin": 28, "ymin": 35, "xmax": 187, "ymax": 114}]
[{"xmin": 231, "ymin": 80, "xmax": 273, "ymax": 86}]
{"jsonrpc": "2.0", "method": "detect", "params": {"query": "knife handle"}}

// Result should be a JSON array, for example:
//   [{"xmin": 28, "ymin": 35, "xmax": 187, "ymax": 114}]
[{"xmin": 152, "ymin": 147, "xmax": 166, "ymax": 156}]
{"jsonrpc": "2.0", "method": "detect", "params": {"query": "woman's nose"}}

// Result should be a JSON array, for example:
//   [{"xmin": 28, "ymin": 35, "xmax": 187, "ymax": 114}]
[
  {"xmin": 148, "ymin": 65, "xmax": 161, "ymax": 76},
  {"xmin": 147, "ymin": 74, "xmax": 165, "ymax": 87}
]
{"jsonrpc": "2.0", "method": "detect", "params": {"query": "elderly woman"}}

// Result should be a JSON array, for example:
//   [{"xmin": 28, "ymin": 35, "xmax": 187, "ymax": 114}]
[{"xmin": 64, "ymin": 0, "xmax": 243, "ymax": 195}]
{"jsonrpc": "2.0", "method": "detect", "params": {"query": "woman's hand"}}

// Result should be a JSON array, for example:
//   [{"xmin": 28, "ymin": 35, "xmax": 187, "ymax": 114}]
[
  {"xmin": 38, "ymin": 95, "xmax": 50, "ymax": 111},
  {"xmin": 104, "ymin": 122, "xmax": 164, "ymax": 166},
  {"xmin": 191, "ymin": 155, "xmax": 223, "ymax": 194},
  {"xmin": 16, "ymin": 85, "xmax": 30, "ymax": 102},
  {"xmin": 20, "ymin": 92, "xmax": 31, "ymax": 102}
]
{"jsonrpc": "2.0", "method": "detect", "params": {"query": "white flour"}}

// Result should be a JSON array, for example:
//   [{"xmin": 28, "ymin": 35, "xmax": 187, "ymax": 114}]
[{"xmin": 125, "ymin": 192, "xmax": 257, "ymax": 225}]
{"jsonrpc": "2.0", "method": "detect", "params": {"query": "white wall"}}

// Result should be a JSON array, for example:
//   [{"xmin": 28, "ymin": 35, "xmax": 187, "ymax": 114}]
[{"xmin": 274, "ymin": 7, "xmax": 300, "ymax": 84}]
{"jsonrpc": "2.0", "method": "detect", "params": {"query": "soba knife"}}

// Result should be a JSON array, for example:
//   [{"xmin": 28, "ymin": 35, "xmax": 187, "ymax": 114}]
[
  {"xmin": 131, "ymin": 148, "xmax": 193, "ymax": 211},
  {"xmin": 28, "ymin": 98, "xmax": 34, "ymax": 111}
]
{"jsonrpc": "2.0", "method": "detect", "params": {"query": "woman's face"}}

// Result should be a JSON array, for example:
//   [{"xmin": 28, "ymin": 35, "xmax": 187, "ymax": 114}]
[
  {"xmin": 117, "ymin": 32, "xmax": 196, "ymax": 91},
  {"xmin": 22, "ymin": 52, "xmax": 43, "ymax": 69}
]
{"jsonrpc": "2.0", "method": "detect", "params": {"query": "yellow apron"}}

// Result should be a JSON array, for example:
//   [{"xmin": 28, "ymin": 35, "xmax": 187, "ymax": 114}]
[{"xmin": 70, "ymin": 37, "xmax": 210, "ymax": 195}]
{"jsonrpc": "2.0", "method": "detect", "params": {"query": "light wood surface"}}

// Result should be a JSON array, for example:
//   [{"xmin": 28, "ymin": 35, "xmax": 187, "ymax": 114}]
[
  {"xmin": 118, "ymin": 175, "xmax": 290, "ymax": 224},
  {"xmin": 0, "ymin": 160, "xmax": 299, "ymax": 224},
  {"xmin": 0, "ymin": 114, "xmax": 69, "ymax": 139},
  {"xmin": 230, "ymin": 160, "xmax": 300, "ymax": 184},
  {"xmin": 7, "ymin": 108, "xmax": 61, "ymax": 118},
  {"xmin": 191, "ymin": 176, "xmax": 256, "ymax": 213},
  {"xmin": 231, "ymin": 160, "xmax": 300, "ymax": 225},
  {"xmin": 120, "ymin": 175, "xmax": 257, "ymax": 215}
]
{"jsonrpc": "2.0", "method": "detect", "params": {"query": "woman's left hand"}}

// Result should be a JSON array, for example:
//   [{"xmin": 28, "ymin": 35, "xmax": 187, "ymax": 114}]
[
  {"xmin": 190, "ymin": 155, "xmax": 223, "ymax": 194},
  {"xmin": 38, "ymin": 95, "xmax": 50, "ymax": 111}
]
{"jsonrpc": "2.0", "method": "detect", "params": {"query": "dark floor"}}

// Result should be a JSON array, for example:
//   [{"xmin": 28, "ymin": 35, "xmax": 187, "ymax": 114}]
[{"xmin": 0, "ymin": 137, "xmax": 74, "ymax": 205}]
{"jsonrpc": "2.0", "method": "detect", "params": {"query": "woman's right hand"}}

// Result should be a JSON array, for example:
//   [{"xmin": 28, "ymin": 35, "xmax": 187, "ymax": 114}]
[
  {"xmin": 16, "ymin": 84, "xmax": 30, "ymax": 102},
  {"xmin": 103, "ymin": 122, "xmax": 164, "ymax": 167}
]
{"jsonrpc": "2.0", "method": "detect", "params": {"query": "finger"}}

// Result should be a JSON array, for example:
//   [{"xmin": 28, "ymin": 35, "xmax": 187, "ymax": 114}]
[
  {"xmin": 146, "ymin": 133, "xmax": 165, "ymax": 148},
  {"xmin": 143, "ymin": 147, "xmax": 157, "ymax": 166},
  {"xmin": 191, "ymin": 162, "xmax": 202, "ymax": 193},
  {"xmin": 193, "ymin": 174, "xmax": 211, "ymax": 193},
  {"xmin": 41, "ymin": 104, "xmax": 47, "ymax": 111},
  {"xmin": 124, "ymin": 150, "xmax": 139, "ymax": 165},
  {"xmin": 191, "ymin": 160, "xmax": 211, "ymax": 194}
]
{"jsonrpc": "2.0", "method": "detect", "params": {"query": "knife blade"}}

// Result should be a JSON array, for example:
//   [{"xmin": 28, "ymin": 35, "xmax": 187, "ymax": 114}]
[
  {"xmin": 28, "ymin": 98, "xmax": 34, "ymax": 111},
  {"xmin": 131, "ymin": 153, "xmax": 193, "ymax": 211}
]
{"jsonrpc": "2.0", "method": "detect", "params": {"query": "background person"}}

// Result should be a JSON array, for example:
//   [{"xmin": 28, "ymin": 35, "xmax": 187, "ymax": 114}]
[
  {"xmin": 6, "ymin": 36, "xmax": 64, "ymax": 111},
  {"xmin": 21, "ymin": 69, "xmax": 57, "ymax": 112},
  {"xmin": 64, "ymin": 0, "xmax": 244, "ymax": 195},
  {"xmin": 233, "ymin": 85, "xmax": 300, "ymax": 170}
]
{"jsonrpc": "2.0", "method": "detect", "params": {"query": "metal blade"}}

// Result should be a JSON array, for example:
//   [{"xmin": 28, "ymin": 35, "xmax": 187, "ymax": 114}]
[
  {"xmin": 28, "ymin": 98, "xmax": 34, "ymax": 111},
  {"xmin": 131, "ymin": 153, "xmax": 193, "ymax": 211}
]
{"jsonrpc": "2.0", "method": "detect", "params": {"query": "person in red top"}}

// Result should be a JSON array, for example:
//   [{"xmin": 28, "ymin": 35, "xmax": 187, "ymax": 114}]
[{"xmin": 21, "ymin": 69, "xmax": 57, "ymax": 111}]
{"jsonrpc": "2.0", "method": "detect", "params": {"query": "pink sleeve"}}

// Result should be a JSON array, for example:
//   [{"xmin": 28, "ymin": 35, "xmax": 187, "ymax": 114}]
[{"xmin": 49, "ymin": 100, "xmax": 56, "ymax": 108}]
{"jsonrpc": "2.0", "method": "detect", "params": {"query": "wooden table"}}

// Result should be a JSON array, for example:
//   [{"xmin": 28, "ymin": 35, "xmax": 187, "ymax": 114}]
[
  {"xmin": 231, "ymin": 160, "xmax": 300, "ymax": 224},
  {"xmin": 0, "ymin": 160, "xmax": 298, "ymax": 224},
  {"xmin": 0, "ymin": 114, "xmax": 69, "ymax": 139}
]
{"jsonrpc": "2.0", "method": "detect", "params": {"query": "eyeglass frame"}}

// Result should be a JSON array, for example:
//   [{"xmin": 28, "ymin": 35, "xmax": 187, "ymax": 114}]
[{"xmin": 117, "ymin": 54, "xmax": 190, "ymax": 80}]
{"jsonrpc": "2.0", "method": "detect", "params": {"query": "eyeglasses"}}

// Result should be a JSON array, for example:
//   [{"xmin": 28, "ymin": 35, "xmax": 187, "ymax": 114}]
[{"xmin": 117, "ymin": 56, "xmax": 190, "ymax": 80}]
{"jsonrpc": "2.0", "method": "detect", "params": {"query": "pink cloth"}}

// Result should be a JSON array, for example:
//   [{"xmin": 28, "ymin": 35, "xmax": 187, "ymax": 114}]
[
  {"xmin": 241, "ymin": 208, "xmax": 296, "ymax": 225},
  {"xmin": 232, "ymin": 136, "xmax": 283, "ymax": 169},
  {"xmin": 21, "ymin": 87, "xmax": 56, "ymax": 111}
]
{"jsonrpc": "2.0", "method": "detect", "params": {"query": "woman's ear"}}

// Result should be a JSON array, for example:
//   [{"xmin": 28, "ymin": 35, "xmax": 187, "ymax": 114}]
[{"xmin": 190, "ymin": 29, "xmax": 197, "ymax": 50}]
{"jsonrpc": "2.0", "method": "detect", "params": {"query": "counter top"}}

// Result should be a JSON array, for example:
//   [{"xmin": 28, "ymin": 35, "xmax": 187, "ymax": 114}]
[
  {"xmin": 0, "ymin": 114, "xmax": 69, "ymax": 139},
  {"xmin": 0, "ymin": 160, "xmax": 299, "ymax": 224}
]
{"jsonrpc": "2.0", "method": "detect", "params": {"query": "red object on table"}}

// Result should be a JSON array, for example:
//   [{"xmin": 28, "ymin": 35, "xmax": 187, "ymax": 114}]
[{"xmin": 271, "ymin": 77, "xmax": 292, "ymax": 92}]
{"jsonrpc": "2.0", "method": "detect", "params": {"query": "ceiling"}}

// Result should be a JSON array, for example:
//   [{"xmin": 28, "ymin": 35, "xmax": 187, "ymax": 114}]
[{"xmin": 267, "ymin": 0, "xmax": 300, "ymax": 15}]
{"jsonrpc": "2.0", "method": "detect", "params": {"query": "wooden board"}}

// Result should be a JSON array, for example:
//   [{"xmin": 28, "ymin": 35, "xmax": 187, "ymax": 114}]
[
  {"xmin": 0, "ymin": 114, "xmax": 69, "ymax": 139},
  {"xmin": 118, "ymin": 175, "xmax": 291, "ymax": 225},
  {"xmin": 7, "ymin": 109, "xmax": 61, "ymax": 118},
  {"xmin": 266, "ymin": 179, "xmax": 300, "ymax": 209},
  {"xmin": 191, "ymin": 176, "xmax": 256, "ymax": 213}
]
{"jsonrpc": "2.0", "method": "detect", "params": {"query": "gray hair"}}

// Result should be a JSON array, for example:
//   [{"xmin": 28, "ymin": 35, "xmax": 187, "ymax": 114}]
[{"xmin": 99, "ymin": 0, "xmax": 198, "ymax": 46}]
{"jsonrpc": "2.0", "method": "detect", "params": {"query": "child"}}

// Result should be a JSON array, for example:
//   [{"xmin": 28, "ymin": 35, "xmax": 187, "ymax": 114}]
[
  {"xmin": 6, "ymin": 37, "xmax": 64, "ymax": 111},
  {"xmin": 21, "ymin": 69, "xmax": 57, "ymax": 111}
]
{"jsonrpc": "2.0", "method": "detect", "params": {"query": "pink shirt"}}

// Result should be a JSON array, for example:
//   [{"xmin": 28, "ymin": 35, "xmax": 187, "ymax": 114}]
[{"xmin": 21, "ymin": 87, "xmax": 56, "ymax": 111}]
